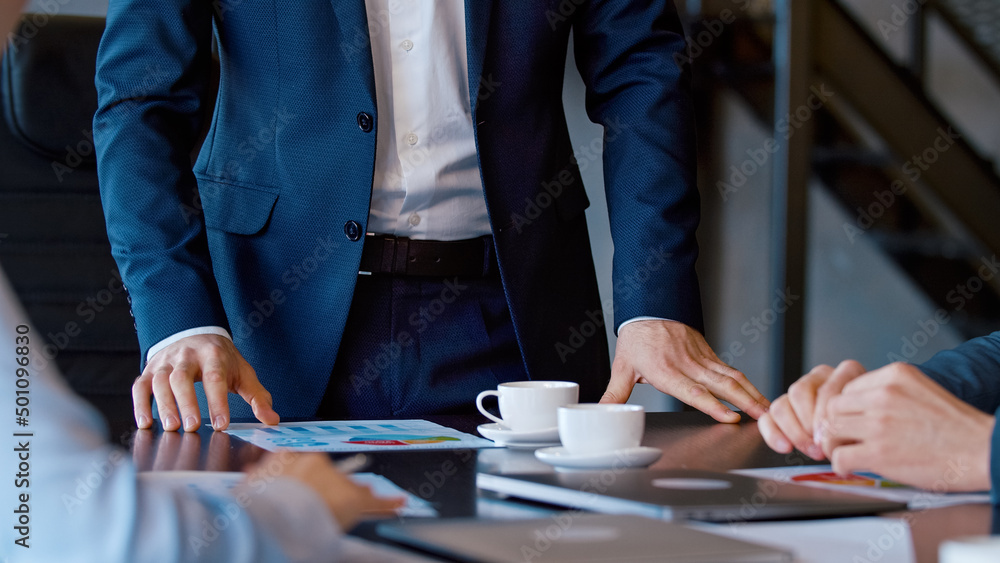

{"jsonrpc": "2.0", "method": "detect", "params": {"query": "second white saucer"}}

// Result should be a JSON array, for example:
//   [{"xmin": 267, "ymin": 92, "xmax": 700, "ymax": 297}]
[
  {"xmin": 534, "ymin": 446, "xmax": 663, "ymax": 469},
  {"xmin": 477, "ymin": 423, "xmax": 561, "ymax": 447}
]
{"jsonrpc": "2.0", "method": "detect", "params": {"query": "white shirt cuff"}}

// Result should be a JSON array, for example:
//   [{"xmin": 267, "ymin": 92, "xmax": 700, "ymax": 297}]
[
  {"xmin": 618, "ymin": 316, "xmax": 672, "ymax": 332},
  {"xmin": 146, "ymin": 326, "xmax": 233, "ymax": 362}
]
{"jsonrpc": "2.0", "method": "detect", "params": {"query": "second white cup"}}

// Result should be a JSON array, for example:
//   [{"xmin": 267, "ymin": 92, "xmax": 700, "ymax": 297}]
[
  {"xmin": 476, "ymin": 381, "xmax": 579, "ymax": 432},
  {"xmin": 558, "ymin": 403, "xmax": 645, "ymax": 455}
]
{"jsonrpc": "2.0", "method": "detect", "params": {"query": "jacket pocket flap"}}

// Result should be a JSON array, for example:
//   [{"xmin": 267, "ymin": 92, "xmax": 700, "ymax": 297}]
[{"xmin": 197, "ymin": 177, "xmax": 279, "ymax": 235}]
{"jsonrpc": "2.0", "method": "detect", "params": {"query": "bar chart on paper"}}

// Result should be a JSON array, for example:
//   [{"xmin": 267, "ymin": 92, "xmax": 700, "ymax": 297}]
[{"xmin": 224, "ymin": 420, "xmax": 497, "ymax": 453}]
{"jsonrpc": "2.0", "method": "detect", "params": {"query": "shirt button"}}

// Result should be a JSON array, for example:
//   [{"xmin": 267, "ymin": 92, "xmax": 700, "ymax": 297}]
[
  {"xmin": 356, "ymin": 112, "xmax": 373, "ymax": 133},
  {"xmin": 408, "ymin": 213, "xmax": 421, "ymax": 227},
  {"xmin": 400, "ymin": 39, "xmax": 414, "ymax": 51},
  {"xmin": 405, "ymin": 132, "xmax": 418, "ymax": 146},
  {"xmin": 344, "ymin": 220, "xmax": 362, "ymax": 241}
]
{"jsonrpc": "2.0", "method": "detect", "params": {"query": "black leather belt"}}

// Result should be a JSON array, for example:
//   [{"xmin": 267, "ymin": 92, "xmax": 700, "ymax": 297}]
[{"xmin": 359, "ymin": 234, "xmax": 497, "ymax": 277}]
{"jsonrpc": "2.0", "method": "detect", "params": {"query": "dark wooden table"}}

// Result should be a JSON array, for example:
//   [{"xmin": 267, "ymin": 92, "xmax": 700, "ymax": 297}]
[{"xmin": 122, "ymin": 412, "xmax": 998, "ymax": 562}]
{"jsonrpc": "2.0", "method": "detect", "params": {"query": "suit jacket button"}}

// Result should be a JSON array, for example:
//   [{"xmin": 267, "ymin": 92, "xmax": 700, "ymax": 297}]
[
  {"xmin": 344, "ymin": 220, "xmax": 362, "ymax": 241},
  {"xmin": 357, "ymin": 112, "xmax": 373, "ymax": 132}
]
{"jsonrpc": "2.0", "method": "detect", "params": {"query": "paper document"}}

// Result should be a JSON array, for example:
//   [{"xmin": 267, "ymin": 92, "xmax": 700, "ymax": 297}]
[
  {"xmin": 139, "ymin": 470, "xmax": 437, "ymax": 517},
  {"xmin": 225, "ymin": 419, "xmax": 497, "ymax": 453},
  {"xmin": 734, "ymin": 465, "xmax": 990, "ymax": 509},
  {"xmin": 692, "ymin": 517, "xmax": 915, "ymax": 563}
]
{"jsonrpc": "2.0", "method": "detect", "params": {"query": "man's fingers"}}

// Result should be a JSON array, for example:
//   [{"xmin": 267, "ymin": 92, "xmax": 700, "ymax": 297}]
[
  {"xmin": 813, "ymin": 360, "xmax": 866, "ymax": 443},
  {"xmin": 168, "ymin": 362, "xmax": 202, "ymax": 432},
  {"xmin": 757, "ymin": 413, "xmax": 793, "ymax": 453},
  {"xmin": 702, "ymin": 364, "xmax": 768, "ymax": 419},
  {"xmin": 819, "ymin": 410, "xmax": 864, "ymax": 458},
  {"xmin": 679, "ymin": 380, "xmax": 741, "ymax": 423},
  {"xmin": 201, "ymin": 360, "xmax": 232, "ymax": 431},
  {"xmin": 132, "ymin": 375, "xmax": 154, "ymax": 429},
  {"xmin": 830, "ymin": 443, "xmax": 870, "ymax": 477},
  {"xmin": 151, "ymin": 368, "xmax": 182, "ymax": 431},
  {"xmin": 235, "ymin": 366, "xmax": 280, "ymax": 425},
  {"xmin": 600, "ymin": 360, "xmax": 636, "ymax": 404},
  {"xmin": 362, "ymin": 496, "xmax": 406, "ymax": 516},
  {"xmin": 765, "ymin": 395, "xmax": 824, "ymax": 460}
]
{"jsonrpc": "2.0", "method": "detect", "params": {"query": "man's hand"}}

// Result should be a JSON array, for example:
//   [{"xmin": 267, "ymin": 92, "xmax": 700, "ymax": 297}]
[
  {"xmin": 132, "ymin": 334, "xmax": 279, "ymax": 432},
  {"xmin": 818, "ymin": 362, "xmax": 994, "ymax": 491},
  {"xmin": 246, "ymin": 452, "xmax": 404, "ymax": 530},
  {"xmin": 601, "ymin": 320, "xmax": 770, "ymax": 423},
  {"xmin": 758, "ymin": 360, "xmax": 866, "ymax": 460}
]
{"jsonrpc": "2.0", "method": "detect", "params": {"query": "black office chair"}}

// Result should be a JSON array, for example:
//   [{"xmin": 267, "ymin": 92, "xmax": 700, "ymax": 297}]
[{"xmin": 0, "ymin": 15, "xmax": 138, "ymax": 427}]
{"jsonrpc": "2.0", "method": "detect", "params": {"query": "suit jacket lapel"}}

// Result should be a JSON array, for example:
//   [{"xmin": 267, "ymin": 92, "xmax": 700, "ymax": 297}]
[{"xmin": 465, "ymin": 0, "xmax": 494, "ymax": 113}]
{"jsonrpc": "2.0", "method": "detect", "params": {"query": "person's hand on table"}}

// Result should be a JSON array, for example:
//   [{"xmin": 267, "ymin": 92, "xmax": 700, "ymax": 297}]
[
  {"xmin": 600, "ymin": 319, "xmax": 770, "ymax": 423},
  {"xmin": 758, "ymin": 359, "xmax": 867, "ymax": 460},
  {"xmin": 132, "ymin": 334, "xmax": 279, "ymax": 432},
  {"xmin": 246, "ymin": 452, "xmax": 405, "ymax": 530},
  {"xmin": 817, "ymin": 362, "xmax": 994, "ymax": 491}
]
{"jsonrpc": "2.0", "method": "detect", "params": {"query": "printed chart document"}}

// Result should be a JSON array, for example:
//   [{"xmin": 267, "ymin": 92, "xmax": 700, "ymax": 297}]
[
  {"xmin": 225, "ymin": 419, "xmax": 497, "ymax": 453},
  {"xmin": 733, "ymin": 465, "xmax": 991, "ymax": 509}
]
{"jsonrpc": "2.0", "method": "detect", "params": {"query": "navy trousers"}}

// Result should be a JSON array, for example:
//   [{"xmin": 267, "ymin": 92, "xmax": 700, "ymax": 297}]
[{"xmin": 316, "ymin": 268, "xmax": 527, "ymax": 419}]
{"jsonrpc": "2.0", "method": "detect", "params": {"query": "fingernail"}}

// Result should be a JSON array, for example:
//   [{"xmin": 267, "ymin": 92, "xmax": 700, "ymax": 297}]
[
  {"xmin": 184, "ymin": 416, "xmax": 198, "ymax": 431},
  {"xmin": 213, "ymin": 416, "xmax": 226, "ymax": 430},
  {"xmin": 137, "ymin": 415, "xmax": 148, "ymax": 428},
  {"xmin": 163, "ymin": 415, "xmax": 178, "ymax": 430},
  {"xmin": 775, "ymin": 437, "xmax": 792, "ymax": 452},
  {"xmin": 808, "ymin": 445, "xmax": 824, "ymax": 459}
]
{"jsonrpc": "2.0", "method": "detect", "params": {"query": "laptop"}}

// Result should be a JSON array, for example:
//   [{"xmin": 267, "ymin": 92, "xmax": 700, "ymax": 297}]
[
  {"xmin": 378, "ymin": 514, "xmax": 793, "ymax": 562},
  {"xmin": 477, "ymin": 469, "xmax": 906, "ymax": 522}
]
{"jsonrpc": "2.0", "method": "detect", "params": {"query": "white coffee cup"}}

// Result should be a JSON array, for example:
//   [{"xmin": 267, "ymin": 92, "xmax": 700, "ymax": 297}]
[
  {"xmin": 558, "ymin": 404, "xmax": 645, "ymax": 455},
  {"xmin": 476, "ymin": 381, "xmax": 579, "ymax": 432}
]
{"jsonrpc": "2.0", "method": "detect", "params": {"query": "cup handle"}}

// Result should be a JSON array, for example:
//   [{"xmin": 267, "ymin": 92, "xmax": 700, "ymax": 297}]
[{"xmin": 476, "ymin": 390, "xmax": 505, "ymax": 426}]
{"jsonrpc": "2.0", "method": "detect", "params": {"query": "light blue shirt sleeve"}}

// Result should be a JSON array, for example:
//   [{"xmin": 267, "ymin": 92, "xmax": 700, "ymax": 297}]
[{"xmin": 0, "ymin": 267, "xmax": 343, "ymax": 562}]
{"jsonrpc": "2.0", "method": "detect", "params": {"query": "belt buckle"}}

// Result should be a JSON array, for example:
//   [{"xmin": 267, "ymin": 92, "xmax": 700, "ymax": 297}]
[{"xmin": 358, "ymin": 232, "xmax": 377, "ymax": 275}]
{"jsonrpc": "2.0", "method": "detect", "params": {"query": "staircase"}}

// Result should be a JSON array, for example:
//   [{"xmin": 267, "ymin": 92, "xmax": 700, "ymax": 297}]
[{"xmin": 685, "ymin": 0, "xmax": 1000, "ymax": 391}]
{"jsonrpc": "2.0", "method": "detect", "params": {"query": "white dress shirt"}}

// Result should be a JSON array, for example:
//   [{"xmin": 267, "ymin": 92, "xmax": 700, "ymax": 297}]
[{"xmin": 364, "ymin": 0, "xmax": 491, "ymax": 240}]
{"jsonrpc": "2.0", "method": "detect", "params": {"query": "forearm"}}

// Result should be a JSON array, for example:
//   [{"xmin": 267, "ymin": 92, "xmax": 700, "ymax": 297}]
[
  {"xmin": 915, "ymin": 331, "xmax": 1000, "ymax": 413},
  {"xmin": 95, "ymin": 0, "xmax": 228, "ymax": 360},
  {"xmin": 573, "ymin": 0, "xmax": 703, "ymax": 332}
]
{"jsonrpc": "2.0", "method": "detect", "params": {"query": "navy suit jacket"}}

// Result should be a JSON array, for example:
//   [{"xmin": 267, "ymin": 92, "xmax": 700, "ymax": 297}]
[
  {"xmin": 917, "ymin": 333, "xmax": 1000, "ymax": 501},
  {"xmin": 94, "ymin": 0, "xmax": 703, "ymax": 417}
]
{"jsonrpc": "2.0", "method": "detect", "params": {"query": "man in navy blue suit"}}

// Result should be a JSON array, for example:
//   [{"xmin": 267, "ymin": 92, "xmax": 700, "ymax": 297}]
[
  {"xmin": 95, "ymin": 0, "xmax": 771, "ymax": 430},
  {"xmin": 759, "ymin": 337, "xmax": 1000, "ymax": 498}
]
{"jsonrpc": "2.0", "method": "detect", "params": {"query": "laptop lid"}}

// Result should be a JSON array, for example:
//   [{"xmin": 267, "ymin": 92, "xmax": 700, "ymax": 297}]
[
  {"xmin": 477, "ymin": 469, "xmax": 907, "ymax": 522},
  {"xmin": 377, "ymin": 514, "xmax": 793, "ymax": 563}
]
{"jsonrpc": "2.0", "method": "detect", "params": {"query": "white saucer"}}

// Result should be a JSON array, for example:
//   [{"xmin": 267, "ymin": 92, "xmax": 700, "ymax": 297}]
[
  {"xmin": 477, "ymin": 423, "xmax": 561, "ymax": 448},
  {"xmin": 534, "ymin": 446, "xmax": 662, "ymax": 469}
]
